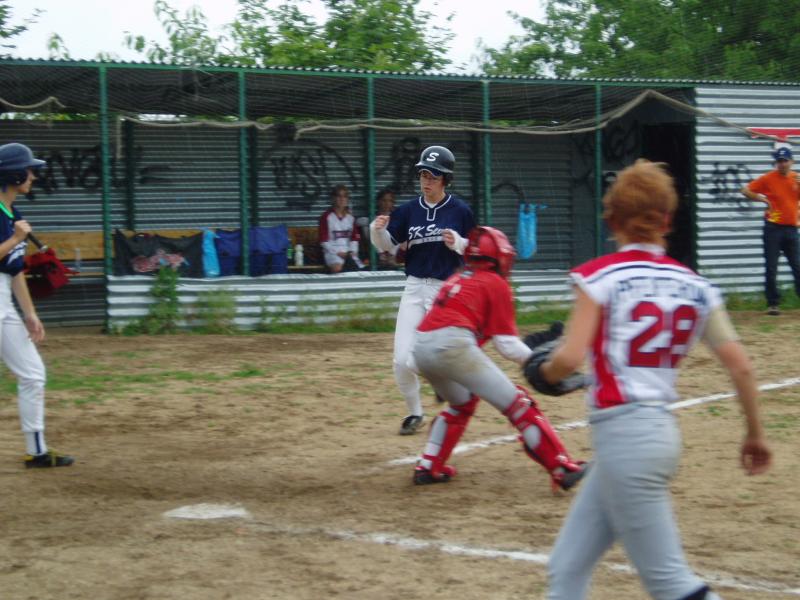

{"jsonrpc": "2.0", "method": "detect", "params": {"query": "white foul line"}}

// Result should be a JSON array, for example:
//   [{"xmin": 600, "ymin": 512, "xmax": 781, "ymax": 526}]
[
  {"xmin": 247, "ymin": 522, "xmax": 800, "ymax": 596},
  {"xmin": 387, "ymin": 376, "xmax": 800, "ymax": 467}
]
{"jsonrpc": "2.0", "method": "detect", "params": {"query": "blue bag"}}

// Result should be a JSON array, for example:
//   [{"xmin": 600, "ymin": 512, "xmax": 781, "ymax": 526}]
[
  {"xmin": 517, "ymin": 203, "xmax": 546, "ymax": 259},
  {"xmin": 215, "ymin": 226, "xmax": 290, "ymax": 276},
  {"xmin": 250, "ymin": 225, "xmax": 290, "ymax": 275},
  {"xmin": 202, "ymin": 229, "xmax": 221, "ymax": 278}
]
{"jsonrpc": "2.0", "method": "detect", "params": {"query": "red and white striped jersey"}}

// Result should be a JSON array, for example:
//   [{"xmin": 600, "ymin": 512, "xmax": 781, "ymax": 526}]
[
  {"xmin": 319, "ymin": 209, "xmax": 361, "ymax": 255},
  {"xmin": 571, "ymin": 243, "xmax": 723, "ymax": 410}
]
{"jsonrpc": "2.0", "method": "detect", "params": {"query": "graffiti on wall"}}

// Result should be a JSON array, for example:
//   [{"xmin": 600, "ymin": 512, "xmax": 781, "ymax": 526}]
[
  {"xmin": 572, "ymin": 121, "xmax": 641, "ymax": 194},
  {"xmin": 700, "ymin": 162, "xmax": 755, "ymax": 211},
  {"xmin": 378, "ymin": 137, "xmax": 422, "ymax": 194},
  {"xmin": 26, "ymin": 145, "xmax": 170, "ymax": 200},
  {"xmin": 263, "ymin": 135, "xmax": 473, "ymax": 211},
  {"xmin": 262, "ymin": 140, "xmax": 359, "ymax": 211}
]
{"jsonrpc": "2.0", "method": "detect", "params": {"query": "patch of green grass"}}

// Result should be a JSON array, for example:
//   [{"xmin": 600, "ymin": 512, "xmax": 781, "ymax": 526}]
[
  {"xmin": 231, "ymin": 366, "xmax": 266, "ymax": 378},
  {"xmin": 705, "ymin": 405, "xmax": 730, "ymax": 417},
  {"xmin": 764, "ymin": 414, "xmax": 800, "ymax": 430},
  {"xmin": 73, "ymin": 395, "xmax": 103, "ymax": 406},
  {"xmin": 111, "ymin": 351, "xmax": 143, "ymax": 359},
  {"xmin": 517, "ymin": 304, "xmax": 571, "ymax": 327},
  {"xmin": 0, "ymin": 366, "xmax": 279, "ymax": 402}
]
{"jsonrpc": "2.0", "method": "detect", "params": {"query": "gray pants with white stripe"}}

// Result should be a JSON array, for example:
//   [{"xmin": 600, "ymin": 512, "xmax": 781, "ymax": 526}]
[{"xmin": 547, "ymin": 405, "xmax": 711, "ymax": 600}]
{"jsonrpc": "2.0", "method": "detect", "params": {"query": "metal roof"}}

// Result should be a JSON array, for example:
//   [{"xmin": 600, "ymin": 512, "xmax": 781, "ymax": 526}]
[{"xmin": 2, "ymin": 57, "xmax": 799, "ymax": 87}]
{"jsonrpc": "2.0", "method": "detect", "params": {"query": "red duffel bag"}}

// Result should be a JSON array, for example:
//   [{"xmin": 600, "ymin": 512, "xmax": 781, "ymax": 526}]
[{"xmin": 24, "ymin": 234, "xmax": 77, "ymax": 299}]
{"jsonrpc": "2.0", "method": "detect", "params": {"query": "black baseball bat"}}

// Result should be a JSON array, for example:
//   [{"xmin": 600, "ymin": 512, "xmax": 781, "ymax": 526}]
[{"xmin": 27, "ymin": 233, "xmax": 49, "ymax": 251}]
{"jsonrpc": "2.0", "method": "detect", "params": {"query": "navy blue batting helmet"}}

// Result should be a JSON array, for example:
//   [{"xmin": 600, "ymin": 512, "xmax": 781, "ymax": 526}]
[
  {"xmin": 415, "ymin": 145, "xmax": 455, "ymax": 182},
  {"xmin": 0, "ymin": 143, "xmax": 45, "ymax": 186}
]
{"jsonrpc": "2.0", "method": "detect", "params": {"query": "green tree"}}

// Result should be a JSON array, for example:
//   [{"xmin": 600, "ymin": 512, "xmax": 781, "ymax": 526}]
[
  {"xmin": 124, "ymin": 0, "xmax": 233, "ymax": 66},
  {"xmin": 229, "ymin": 0, "xmax": 333, "ymax": 68},
  {"xmin": 0, "ymin": 2, "xmax": 40, "ymax": 57},
  {"xmin": 321, "ymin": 0, "xmax": 452, "ymax": 71},
  {"xmin": 481, "ymin": 0, "xmax": 800, "ymax": 81},
  {"xmin": 126, "ymin": 0, "xmax": 453, "ymax": 72}
]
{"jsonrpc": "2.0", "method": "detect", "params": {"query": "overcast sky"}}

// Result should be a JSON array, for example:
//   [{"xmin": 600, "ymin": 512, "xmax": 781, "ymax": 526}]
[{"xmin": 5, "ymin": 0, "xmax": 544, "ymax": 72}]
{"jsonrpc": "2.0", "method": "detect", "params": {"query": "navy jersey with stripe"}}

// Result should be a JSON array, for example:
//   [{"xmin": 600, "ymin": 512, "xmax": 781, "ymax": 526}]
[
  {"xmin": 386, "ymin": 194, "xmax": 475, "ymax": 280},
  {"xmin": 0, "ymin": 205, "xmax": 27, "ymax": 276}
]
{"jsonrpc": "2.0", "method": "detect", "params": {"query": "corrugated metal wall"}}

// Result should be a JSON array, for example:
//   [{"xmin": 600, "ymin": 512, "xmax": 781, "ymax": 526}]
[
  {"xmin": 491, "ymin": 134, "xmax": 573, "ymax": 269},
  {"xmin": 695, "ymin": 86, "xmax": 800, "ymax": 292},
  {"xmin": 252, "ymin": 129, "xmax": 478, "ymax": 227},
  {"xmin": 128, "ymin": 125, "xmax": 242, "ymax": 230},
  {"xmin": 1, "ymin": 120, "xmax": 124, "ymax": 229},
  {"xmin": 0, "ymin": 120, "xmax": 116, "ymax": 326},
  {"xmin": 106, "ymin": 270, "xmax": 573, "ymax": 331}
]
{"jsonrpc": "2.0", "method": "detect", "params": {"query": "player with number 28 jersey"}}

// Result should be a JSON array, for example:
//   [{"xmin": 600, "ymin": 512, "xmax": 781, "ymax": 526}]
[
  {"xmin": 542, "ymin": 161, "xmax": 770, "ymax": 600},
  {"xmin": 572, "ymin": 246, "xmax": 722, "ymax": 412}
]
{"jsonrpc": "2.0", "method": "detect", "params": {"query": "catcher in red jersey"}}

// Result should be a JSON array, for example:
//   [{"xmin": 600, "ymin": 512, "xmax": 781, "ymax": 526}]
[
  {"xmin": 536, "ymin": 160, "xmax": 772, "ymax": 600},
  {"xmin": 409, "ymin": 226, "xmax": 586, "ymax": 491}
]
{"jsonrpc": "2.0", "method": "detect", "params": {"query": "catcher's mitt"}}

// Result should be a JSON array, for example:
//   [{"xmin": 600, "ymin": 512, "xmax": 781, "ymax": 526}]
[
  {"xmin": 522, "ymin": 321, "xmax": 564, "ymax": 350},
  {"xmin": 522, "ymin": 323, "xmax": 588, "ymax": 397}
]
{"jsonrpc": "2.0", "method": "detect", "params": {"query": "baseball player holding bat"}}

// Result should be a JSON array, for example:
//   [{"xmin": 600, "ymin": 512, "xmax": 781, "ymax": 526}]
[
  {"xmin": 410, "ymin": 226, "xmax": 586, "ymax": 490},
  {"xmin": 0, "ymin": 142, "xmax": 74, "ymax": 468},
  {"xmin": 370, "ymin": 145, "xmax": 475, "ymax": 435},
  {"xmin": 526, "ymin": 160, "xmax": 771, "ymax": 600}
]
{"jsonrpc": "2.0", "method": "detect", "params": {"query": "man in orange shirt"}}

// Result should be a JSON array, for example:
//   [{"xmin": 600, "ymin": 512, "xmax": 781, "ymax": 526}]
[{"xmin": 741, "ymin": 146, "xmax": 800, "ymax": 315}]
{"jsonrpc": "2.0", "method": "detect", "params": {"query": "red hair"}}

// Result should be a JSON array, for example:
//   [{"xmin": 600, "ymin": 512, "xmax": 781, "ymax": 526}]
[{"xmin": 602, "ymin": 160, "xmax": 678, "ymax": 243}]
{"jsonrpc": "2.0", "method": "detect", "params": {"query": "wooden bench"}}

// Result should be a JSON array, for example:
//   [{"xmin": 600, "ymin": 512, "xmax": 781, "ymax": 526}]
[
  {"xmin": 287, "ymin": 225, "xmax": 324, "ymax": 271},
  {"xmin": 26, "ymin": 227, "xmax": 327, "ymax": 275}
]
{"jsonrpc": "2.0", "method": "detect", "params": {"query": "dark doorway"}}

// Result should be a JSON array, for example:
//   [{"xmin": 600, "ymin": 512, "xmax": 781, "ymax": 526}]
[{"xmin": 641, "ymin": 123, "xmax": 695, "ymax": 268}]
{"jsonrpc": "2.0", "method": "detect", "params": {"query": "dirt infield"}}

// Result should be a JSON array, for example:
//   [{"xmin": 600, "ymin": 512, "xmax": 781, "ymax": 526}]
[{"xmin": 0, "ymin": 312, "xmax": 798, "ymax": 599}]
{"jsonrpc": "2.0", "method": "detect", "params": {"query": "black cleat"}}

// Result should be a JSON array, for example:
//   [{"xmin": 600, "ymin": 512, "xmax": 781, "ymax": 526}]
[
  {"xmin": 551, "ymin": 461, "xmax": 588, "ymax": 492},
  {"xmin": 399, "ymin": 415, "xmax": 424, "ymax": 435},
  {"xmin": 25, "ymin": 450, "xmax": 75, "ymax": 469},
  {"xmin": 413, "ymin": 465, "xmax": 456, "ymax": 485}
]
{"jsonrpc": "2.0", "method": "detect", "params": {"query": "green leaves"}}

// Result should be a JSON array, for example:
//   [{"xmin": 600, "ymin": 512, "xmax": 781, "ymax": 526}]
[
  {"xmin": 124, "ymin": 0, "xmax": 452, "ymax": 72},
  {"xmin": 0, "ymin": 2, "xmax": 41, "ymax": 56},
  {"xmin": 481, "ymin": 0, "xmax": 800, "ymax": 81}
]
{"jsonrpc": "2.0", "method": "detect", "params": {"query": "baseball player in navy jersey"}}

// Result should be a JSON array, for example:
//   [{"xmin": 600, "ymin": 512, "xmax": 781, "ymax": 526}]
[
  {"xmin": 0, "ymin": 143, "xmax": 74, "ymax": 469},
  {"xmin": 532, "ymin": 161, "xmax": 770, "ymax": 600},
  {"xmin": 370, "ymin": 145, "xmax": 476, "ymax": 435},
  {"xmin": 410, "ymin": 226, "xmax": 586, "ymax": 490}
]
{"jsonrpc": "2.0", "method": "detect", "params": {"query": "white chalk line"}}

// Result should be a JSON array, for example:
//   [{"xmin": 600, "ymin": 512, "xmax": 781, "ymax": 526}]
[
  {"xmin": 387, "ymin": 376, "xmax": 800, "ymax": 467},
  {"xmin": 161, "ymin": 507, "xmax": 800, "ymax": 595},
  {"xmin": 245, "ymin": 521, "xmax": 800, "ymax": 596}
]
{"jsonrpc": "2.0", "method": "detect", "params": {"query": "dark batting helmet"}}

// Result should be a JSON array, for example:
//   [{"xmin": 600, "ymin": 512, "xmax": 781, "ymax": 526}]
[
  {"xmin": 0, "ymin": 143, "xmax": 45, "ymax": 186},
  {"xmin": 415, "ymin": 145, "xmax": 455, "ymax": 183},
  {"xmin": 465, "ymin": 226, "xmax": 516, "ymax": 278}
]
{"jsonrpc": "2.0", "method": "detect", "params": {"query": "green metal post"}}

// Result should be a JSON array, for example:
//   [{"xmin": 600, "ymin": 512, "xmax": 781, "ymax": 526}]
[
  {"xmin": 238, "ymin": 71, "xmax": 250, "ymax": 275},
  {"xmin": 99, "ymin": 66, "xmax": 112, "ymax": 277},
  {"xmin": 482, "ymin": 80, "xmax": 492, "ymax": 225},
  {"xmin": 594, "ymin": 84, "xmax": 603, "ymax": 257},
  {"xmin": 248, "ymin": 127, "xmax": 259, "ymax": 226},
  {"xmin": 123, "ymin": 119, "xmax": 136, "ymax": 231},
  {"xmin": 366, "ymin": 76, "xmax": 377, "ymax": 269}
]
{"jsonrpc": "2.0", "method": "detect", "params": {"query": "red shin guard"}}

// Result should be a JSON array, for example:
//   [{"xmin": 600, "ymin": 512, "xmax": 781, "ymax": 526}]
[
  {"xmin": 421, "ymin": 395, "xmax": 479, "ymax": 477},
  {"xmin": 503, "ymin": 386, "xmax": 582, "ymax": 475}
]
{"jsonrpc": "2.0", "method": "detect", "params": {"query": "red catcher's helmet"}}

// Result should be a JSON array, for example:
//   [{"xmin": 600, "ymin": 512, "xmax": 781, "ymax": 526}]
[{"xmin": 465, "ymin": 226, "xmax": 516, "ymax": 277}]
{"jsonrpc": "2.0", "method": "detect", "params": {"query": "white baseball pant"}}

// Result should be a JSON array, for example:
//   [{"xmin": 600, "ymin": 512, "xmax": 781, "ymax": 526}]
[
  {"xmin": 0, "ymin": 273, "xmax": 47, "ymax": 454},
  {"xmin": 394, "ymin": 275, "xmax": 443, "ymax": 417},
  {"xmin": 548, "ymin": 405, "xmax": 710, "ymax": 600}
]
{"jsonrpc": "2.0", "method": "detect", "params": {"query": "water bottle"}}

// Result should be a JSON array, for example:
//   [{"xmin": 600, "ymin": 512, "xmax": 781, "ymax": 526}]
[
  {"xmin": 294, "ymin": 244, "xmax": 304, "ymax": 267},
  {"xmin": 287, "ymin": 245, "xmax": 293, "ymax": 263},
  {"xmin": 74, "ymin": 247, "xmax": 82, "ymax": 272}
]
